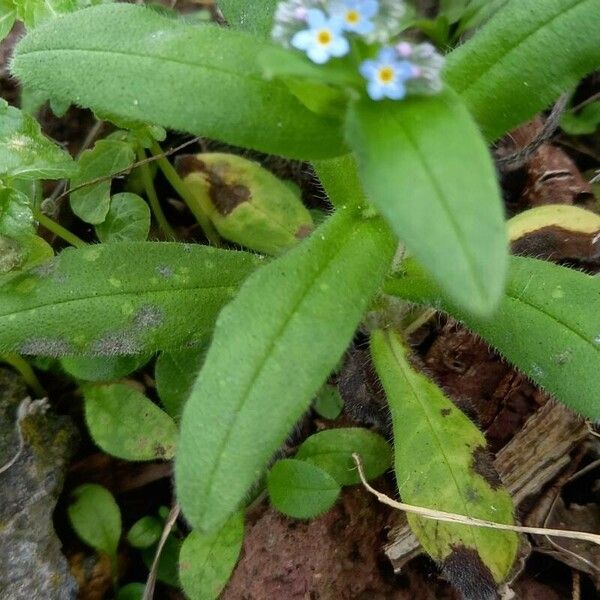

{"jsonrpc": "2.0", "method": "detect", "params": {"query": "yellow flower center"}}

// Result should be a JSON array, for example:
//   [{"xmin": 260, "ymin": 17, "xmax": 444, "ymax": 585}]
[
  {"xmin": 378, "ymin": 66, "xmax": 395, "ymax": 84},
  {"xmin": 346, "ymin": 10, "xmax": 360, "ymax": 24},
  {"xmin": 317, "ymin": 29, "xmax": 332, "ymax": 45}
]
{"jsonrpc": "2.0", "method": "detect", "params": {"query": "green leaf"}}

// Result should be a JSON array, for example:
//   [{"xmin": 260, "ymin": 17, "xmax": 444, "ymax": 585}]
[
  {"xmin": 68, "ymin": 483, "xmax": 121, "ymax": 561},
  {"xmin": 268, "ymin": 459, "xmax": 340, "ymax": 519},
  {"xmin": 84, "ymin": 383, "xmax": 178, "ymax": 460},
  {"xmin": 95, "ymin": 192, "xmax": 150, "ymax": 242},
  {"xmin": 370, "ymin": 329, "xmax": 518, "ymax": 584},
  {"xmin": 561, "ymin": 101, "xmax": 600, "ymax": 135},
  {"xmin": 61, "ymin": 354, "xmax": 149, "ymax": 381},
  {"xmin": 11, "ymin": 4, "xmax": 345, "ymax": 160},
  {"xmin": 117, "ymin": 583, "xmax": 145, "ymax": 600},
  {"xmin": 142, "ymin": 534, "xmax": 181, "ymax": 587},
  {"xmin": 70, "ymin": 139, "xmax": 135, "ymax": 225},
  {"xmin": 312, "ymin": 383, "xmax": 344, "ymax": 420},
  {"xmin": 0, "ymin": 1, "xmax": 16, "ymax": 43},
  {"xmin": 296, "ymin": 427, "xmax": 391, "ymax": 486},
  {"xmin": 217, "ymin": 0, "xmax": 277, "ymax": 37},
  {"xmin": 0, "ymin": 99, "xmax": 75, "ymax": 180},
  {"xmin": 312, "ymin": 154, "xmax": 368, "ymax": 211},
  {"xmin": 445, "ymin": 0, "xmax": 600, "ymax": 140},
  {"xmin": 385, "ymin": 256, "xmax": 600, "ymax": 420},
  {"xmin": 14, "ymin": 0, "xmax": 75, "ymax": 28},
  {"xmin": 0, "ymin": 242, "xmax": 260, "ymax": 356},
  {"xmin": 155, "ymin": 347, "xmax": 206, "ymax": 420},
  {"xmin": 127, "ymin": 516, "xmax": 162, "ymax": 549},
  {"xmin": 0, "ymin": 186, "xmax": 35, "ymax": 240},
  {"xmin": 179, "ymin": 511, "xmax": 244, "ymax": 600},
  {"xmin": 346, "ymin": 89, "xmax": 507, "ymax": 316},
  {"xmin": 176, "ymin": 209, "xmax": 396, "ymax": 532}
]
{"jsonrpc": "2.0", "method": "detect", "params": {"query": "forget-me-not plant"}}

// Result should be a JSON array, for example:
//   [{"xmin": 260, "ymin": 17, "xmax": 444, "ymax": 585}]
[{"xmin": 272, "ymin": 0, "xmax": 444, "ymax": 101}]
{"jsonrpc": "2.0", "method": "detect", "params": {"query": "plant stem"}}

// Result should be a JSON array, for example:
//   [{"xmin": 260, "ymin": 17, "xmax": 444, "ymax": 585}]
[
  {"xmin": 0, "ymin": 353, "xmax": 46, "ymax": 397},
  {"xmin": 33, "ymin": 208, "xmax": 87, "ymax": 248},
  {"xmin": 149, "ymin": 141, "xmax": 221, "ymax": 246},
  {"xmin": 136, "ymin": 147, "xmax": 177, "ymax": 240}
]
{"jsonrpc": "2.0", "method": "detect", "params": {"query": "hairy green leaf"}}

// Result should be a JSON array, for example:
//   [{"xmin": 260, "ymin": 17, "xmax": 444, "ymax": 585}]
[
  {"xmin": 312, "ymin": 154, "xmax": 368, "ymax": 211},
  {"xmin": 0, "ymin": 99, "xmax": 75, "ymax": 180},
  {"xmin": 346, "ymin": 89, "xmax": 507, "ymax": 316},
  {"xmin": 561, "ymin": 101, "xmax": 600, "ymax": 135},
  {"xmin": 127, "ymin": 516, "xmax": 162, "ymax": 549},
  {"xmin": 95, "ymin": 192, "xmax": 150, "ymax": 242},
  {"xmin": 445, "ymin": 0, "xmax": 600, "ymax": 140},
  {"xmin": 0, "ymin": 186, "xmax": 35, "ymax": 240},
  {"xmin": 155, "ymin": 346, "xmax": 206, "ymax": 419},
  {"xmin": 218, "ymin": 0, "xmax": 277, "ymax": 37},
  {"xmin": 11, "ymin": 4, "xmax": 345, "ymax": 160},
  {"xmin": 296, "ymin": 427, "xmax": 391, "ymax": 486},
  {"xmin": 68, "ymin": 483, "xmax": 121, "ymax": 561},
  {"xmin": 179, "ymin": 511, "xmax": 244, "ymax": 600},
  {"xmin": 61, "ymin": 354, "xmax": 149, "ymax": 381},
  {"xmin": 70, "ymin": 139, "xmax": 135, "ymax": 225},
  {"xmin": 371, "ymin": 329, "xmax": 518, "ymax": 586},
  {"xmin": 84, "ymin": 383, "xmax": 178, "ymax": 460},
  {"xmin": 268, "ymin": 459, "xmax": 340, "ymax": 519},
  {"xmin": 385, "ymin": 256, "xmax": 600, "ymax": 420},
  {"xmin": 0, "ymin": 242, "xmax": 260, "ymax": 356},
  {"xmin": 0, "ymin": 1, "xmax": 16, "ymax": 43},
  {"xmin": 312, "ymin": 383, "xmax": 344, "ymax": 419},
  {"xmin": 176, "ymin": 209, "xmax": 396, "ymax": 532}
]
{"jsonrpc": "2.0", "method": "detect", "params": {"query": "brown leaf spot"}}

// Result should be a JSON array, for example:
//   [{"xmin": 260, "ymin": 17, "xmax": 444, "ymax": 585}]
[
  {"xmin": 442, "ymin": 544, "xmax": 498, "ymax": 600},
  {"xmin": 441, "ymin": 408, "xmax": 452, "ymax": 417},
  {"xmin": 175, "ymin": 154, "xmax": 206, "ymax": 178},
  {"xmin": 471, "ymin": 446, "xmax": 502, "ymax": 490}
]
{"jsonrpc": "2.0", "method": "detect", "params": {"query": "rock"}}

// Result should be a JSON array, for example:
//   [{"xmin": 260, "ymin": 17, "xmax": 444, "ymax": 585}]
[{"xmin": 0, "ymin": 367, "xmax": 79, "ymax": 600}]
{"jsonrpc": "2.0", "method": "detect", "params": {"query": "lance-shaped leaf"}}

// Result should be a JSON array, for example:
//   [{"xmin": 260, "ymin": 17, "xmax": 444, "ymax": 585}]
[
  {"xmin": 176, "ymin": 209, "xmax": 396, "ymax": 532},
  {"xmin": 218, "ymin": 0, "xmax": 277, "ymax": 37},
  {"xmin": 313, "ymin": 154, "xmax": 368, "ymax": 211},
  {"xmin": 346, "ymin": 89, "xmax": 508, "ymax": 316},
  {"xmin": 385, "ymin": 256, "xmax": 600, "ymax": 420},
  {"xmin": 370, "ymin": 329, "xmax": 518, "ymax": 590},
  {"xmin": 0, "ymin": 99, "xmax": 75, "ymax": 180},
  {"xmin": 11, "ymin": 4, "xmax": 345, "ymax": 160},
  {"xmin": 445, "ymin": 0, "xmax": 600, "ymax": 141},
  {"xmin": 0, "ymin": 242, "xmax": 261, "ymax": 356},
  {"xmin": 0, "ymin": 1, "xmax": 15, "ymax": 43}
]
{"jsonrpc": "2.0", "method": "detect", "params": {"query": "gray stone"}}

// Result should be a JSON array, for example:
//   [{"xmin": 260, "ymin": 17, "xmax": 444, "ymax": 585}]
[{"xmin": 0, "ymin": 367, "xmax": 79, "ymax": 600}]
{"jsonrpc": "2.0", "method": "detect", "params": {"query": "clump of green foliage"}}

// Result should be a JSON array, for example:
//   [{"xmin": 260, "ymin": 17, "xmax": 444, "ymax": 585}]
[{"xmin": 1, "ymin": 0, "xmax": 599, "ymax": 598}]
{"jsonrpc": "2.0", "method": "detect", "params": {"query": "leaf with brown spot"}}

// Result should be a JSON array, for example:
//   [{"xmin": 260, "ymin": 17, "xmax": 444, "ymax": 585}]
[{"xmin": 370, "ymin": 329, "xmax": 518, "ymax": 589}]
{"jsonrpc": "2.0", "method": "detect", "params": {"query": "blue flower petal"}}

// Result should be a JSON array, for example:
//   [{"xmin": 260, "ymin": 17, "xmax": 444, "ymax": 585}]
[
  {"xmin": 378, "ymin": 47, "xmax": 397, "ymax": 63},
  {"xmin": 306, "ymin": 8, "xmax": 327, "ymax": 29},
  {"xmin": 330, "ymin": 36, "xmax": 350, "ymax": 57},
  {"xmin": 355, "ymin": 19, "xmax": 375, "ymax": 34},
  {"xmin": 359, "ymin": 59, "xmax": 378, "ymax": 78},
  {"xmin": 362, "ymin": 0, "xmax": 379, "ymax": 18},
  {"xmin": 386, "ymin": 81, "xmax": 407, "ymax": 100},
  {"xmin": 397, "ymin": 60, "xmax": 415, "ymax": 80},
  {"xmin": 367, "ymin": 81, "xmax": 386, "ymax": 101},
  {"xmin": 307, "ymin": 45, "xmax": 331, "ymax": 64},
  {"xmin": 291, "ymin": 30, "xmax": 313, "ymax": 51}
]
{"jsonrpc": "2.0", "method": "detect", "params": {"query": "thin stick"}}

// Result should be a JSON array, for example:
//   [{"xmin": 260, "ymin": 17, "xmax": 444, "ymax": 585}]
[
  {"xmin": 136, "ymin": 147, "xmax": 177, "ymax": 240},
  {"xmin": 32, "ymin": 208, "xmax": 87, "ymax": 248},
  {"xmin": 142, "ymin": 503, "xmax": 181, "ymax": 600},
  {"xmin": 53, "ymin": 137, "xmax": 202, "ymax": 205},
  {"xmin": 351, "ymin": 453, "xmax": 600, "ymax": 546},
  {"xmin": 149, "ymin": 141, "xmax": 220, "ymax": 246},
  {"xmin": 572, "ymin": 570, "xmax": 581, "ymax": 600}
]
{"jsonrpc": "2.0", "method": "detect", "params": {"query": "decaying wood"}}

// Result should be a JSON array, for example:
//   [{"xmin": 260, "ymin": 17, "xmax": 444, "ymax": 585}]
[{"xmin": 385, "ymin": 402, "xmax": 589, "ymax": 571}]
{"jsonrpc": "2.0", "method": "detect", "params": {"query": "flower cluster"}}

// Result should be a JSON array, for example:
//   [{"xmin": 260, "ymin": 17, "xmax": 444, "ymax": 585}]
[{"xmin": 271, "ymin": 0, "xmax": 444, "ymax": 101}]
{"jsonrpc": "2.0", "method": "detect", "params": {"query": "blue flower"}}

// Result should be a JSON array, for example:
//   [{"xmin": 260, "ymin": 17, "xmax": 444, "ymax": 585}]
[
  {"xmin": 291, "ymin": 9, "xmax": 350, "ymax": 64},
  {"xmin": 359, "ymin": 47, "xmax": 414, "ymax": 100},
  {"xmin": 330, "ymin": 0, "xmax": 379, "ymax": 35}
]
